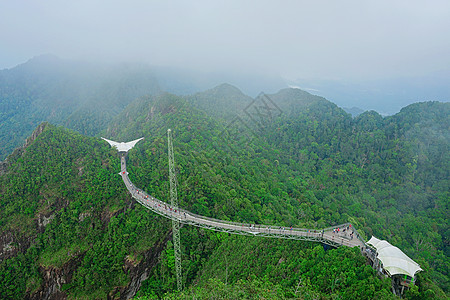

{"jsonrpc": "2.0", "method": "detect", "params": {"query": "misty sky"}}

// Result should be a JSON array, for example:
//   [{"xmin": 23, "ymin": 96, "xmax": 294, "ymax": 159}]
[{"xmin": 1, "ymin": 0, "xmax": 450, "ymax": 82}]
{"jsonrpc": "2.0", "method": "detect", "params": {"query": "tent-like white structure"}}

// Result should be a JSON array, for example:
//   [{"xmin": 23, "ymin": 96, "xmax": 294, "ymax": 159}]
[
  {"xmin": 367, "ymin": 236, "xmax": 422, "ymax": 278},
  {"xmin": 102, "ymin": 137, "xmax": 144, "ymax": 152}
]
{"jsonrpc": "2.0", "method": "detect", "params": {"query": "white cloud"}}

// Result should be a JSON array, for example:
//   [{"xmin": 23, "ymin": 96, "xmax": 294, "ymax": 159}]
[{"xmin": 1, "ymin": 0, "xmax": 450, "ymax": 80}]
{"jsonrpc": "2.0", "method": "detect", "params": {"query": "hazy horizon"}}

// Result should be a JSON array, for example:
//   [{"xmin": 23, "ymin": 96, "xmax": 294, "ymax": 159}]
[
  {"xmin": 1, "ymin": 1, "xmax": 450, "ymax": 113},
  {"xmin": 2, "ymin": 1, "xmax": 450, "ymax": 77}
]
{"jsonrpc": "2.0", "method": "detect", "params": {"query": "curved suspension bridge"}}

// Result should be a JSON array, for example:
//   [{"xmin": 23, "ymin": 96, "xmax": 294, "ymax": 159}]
[
  {"xmin": 104, "ymin": 134, "xmax": 421, "ymax": 295},
  {"xmin": 119, "ymin": 154, "xmax": 366, "ymax": 249}
]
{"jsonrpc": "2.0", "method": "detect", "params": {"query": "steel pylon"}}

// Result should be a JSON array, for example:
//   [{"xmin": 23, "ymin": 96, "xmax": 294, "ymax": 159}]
[{"xmin": 168, "ymin": 129, "xmax": 182, "ymax": 291}]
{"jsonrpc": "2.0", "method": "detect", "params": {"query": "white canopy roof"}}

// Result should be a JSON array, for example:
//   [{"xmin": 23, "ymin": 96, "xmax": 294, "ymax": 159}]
[
  {"xmin": 102, "ymin": 137, "xmax": 144, "ymax": 152},
  {"xmin": 367, "ymin": 236, "xmax": 422, "ymax": 278}
]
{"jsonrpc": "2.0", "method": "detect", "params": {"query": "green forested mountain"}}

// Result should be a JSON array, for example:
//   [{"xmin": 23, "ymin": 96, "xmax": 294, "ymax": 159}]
[
  {"xmin": 343, "ymin": 106, "xmax": 365, "ymax": 117},
  {"xmin": 0, "ymin": 86, "xmax": 448, "ymax": 299},
  {"xmin": 0, "ymin": 55, "xmax": 161, "ymax": 160},
  {"xmin": 184, "ymin": 83, "xmax": 254, "ymax": 121}
]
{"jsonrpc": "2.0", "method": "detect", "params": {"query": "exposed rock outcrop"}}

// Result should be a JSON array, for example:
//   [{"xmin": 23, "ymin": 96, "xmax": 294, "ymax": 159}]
[
  {"xmin": 27, "ymin": 252, "xmax": 86, "ymax": 300},
  {"xmin": 110, "ymin": 231, "xmax": 172, "ymax": 300},
  {"xmin": 0, "ymin": 122, "xmax": 48, "ymax": 175},
  {"xmin": 0, "ymin": 232, "xmax": 19, "ymax": 261},
  {"xmin": 24, "ymin": 122, "xmax": 48, "ymax": 149},
  {"xmin": 0, "ymin": 160, "xmax": 8, "ymax": 176}
]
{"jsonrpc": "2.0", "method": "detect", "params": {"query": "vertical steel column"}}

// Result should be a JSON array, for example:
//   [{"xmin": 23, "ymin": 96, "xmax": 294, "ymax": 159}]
[{"xmin": 168, "ymin": 129, "xmax": 182, "ymax": 291}]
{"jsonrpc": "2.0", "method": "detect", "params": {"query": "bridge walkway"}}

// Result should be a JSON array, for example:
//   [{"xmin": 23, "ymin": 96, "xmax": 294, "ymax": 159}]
[{"xmin": 120, "ymin": 155, "xmax": 365, "ymax": 249}]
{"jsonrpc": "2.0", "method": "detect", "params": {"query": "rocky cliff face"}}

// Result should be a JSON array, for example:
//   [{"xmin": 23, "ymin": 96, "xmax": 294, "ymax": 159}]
[
  {"xmin": 27, "ymin": 253, "xmax": 85, "ymax": 300},
  {"xmin": 25, "ymin": 232, "xmax": 171, "ymax": 300},
  {"xmin": 0, "ymin": 160, "xmax": 8, "ymax": 176},
  {"xmin": 23, "ymin": 199, "xmax": 170, "ymax": 300},
  {"xmin": 111, "ymin": 232, "xmax": 171, "ymax": 300},
  {"xmin": 0, "ymin": 122, "xmax": 48, "ymax": 176},
  {"xmin": 0, "ymin": 122, "xmax": 49, "ymax": 261},
  {"xmin": 0, "ymin": 231, "xmax": 19, "ymax": 261},
  {"xmin": 1, "ymin": 122, "xmax": 173, "ymax": 299},
  {"xmin": 23, "ymin": 122, "xmax": 48, "ymax": 149}
]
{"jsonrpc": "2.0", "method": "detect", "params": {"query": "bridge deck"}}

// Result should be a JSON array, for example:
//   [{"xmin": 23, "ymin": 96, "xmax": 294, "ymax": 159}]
[{"xmin": 120, "ymin": 156, "xmax": 365, "ymax": 249}]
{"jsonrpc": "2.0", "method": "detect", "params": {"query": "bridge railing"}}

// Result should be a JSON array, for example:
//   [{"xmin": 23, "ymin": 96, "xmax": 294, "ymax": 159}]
[
  {"xmin": 128, "ymin": 182, "xmax": 349, "ymax": 233},
  {"xmin": 130, "ymin": 185, "xmax": 365, "ymax": 248},
  {"xmin": 129, "ymin": 179, "xmax": 363, "ymax": 238},
  {"xmin": 121, "ymin": 158, "xmax": 367, "ymax": 247}
]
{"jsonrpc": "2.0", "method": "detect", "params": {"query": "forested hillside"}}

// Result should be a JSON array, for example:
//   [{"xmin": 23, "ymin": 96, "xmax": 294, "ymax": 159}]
[
  {"xmin": 0, "ymin": 87, "xmax": 448, "ymax": 299},
  {"xmin": 0, "ymin": 55, "xmax": 161, "ymax": 160},
  {"xmin": 184, "ymin": 83, "xmax": 253, "ymax": 121}
]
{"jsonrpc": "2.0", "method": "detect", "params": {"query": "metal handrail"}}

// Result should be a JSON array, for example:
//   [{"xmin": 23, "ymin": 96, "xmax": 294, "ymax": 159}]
[{"xmin": 120, "ymin": 156, "xmax": 365, "ymax": 249}]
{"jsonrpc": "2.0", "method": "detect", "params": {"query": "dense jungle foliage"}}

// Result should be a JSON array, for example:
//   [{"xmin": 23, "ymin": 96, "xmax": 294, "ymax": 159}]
[{"xmin": 0, "ymin": 87, "xmax": 448, "ymax": 299}]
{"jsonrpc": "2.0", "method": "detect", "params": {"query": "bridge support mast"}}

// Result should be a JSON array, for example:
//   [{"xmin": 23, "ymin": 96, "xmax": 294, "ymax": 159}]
[{"xmin": 168, "ymin": 129, "xmax": 182, "ymax": 291}]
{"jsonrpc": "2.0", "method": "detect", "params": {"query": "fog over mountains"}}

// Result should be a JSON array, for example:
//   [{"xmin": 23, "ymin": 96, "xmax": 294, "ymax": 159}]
[
  {"xmin": 288, "ymin": 72, "xmax": 450, "ymax": 116},
  {"xmin": 1, "ymin": 55, "xmax": 449, "ymax": 160},
  {"xmin": 4, "ymin": 55, "xmax": 450, "ymax": 110}
]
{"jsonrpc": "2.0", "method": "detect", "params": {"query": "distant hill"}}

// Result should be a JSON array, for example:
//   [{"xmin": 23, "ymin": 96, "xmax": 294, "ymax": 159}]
[
  {"xmin": 184, "ymin": 83, "xmax": 253, "ymax": 121},
  {"xmin": 0, "ymin": 57, "xmax": 286, "ymax": 160},
  {"xmin": 184, "ymin": 85, "xmax": 348, "ymax": 129},
  {"xmin": 267, "ymin": 87, "xmax": 328, "ymax": 109},
  {"xmin": 0, "ymin": 56, "xmax": 360, "ymax": 160},
  {"xmin": 343, "ymin": 106, "xmax": 365, "ymax": 117},
  {"xmin": 151, "ymin": 66, "xmax": 287, "ymax": 96},
  {"xmin": 0, "ymin": 55, "xmax": 161, "ymax": 159}
]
